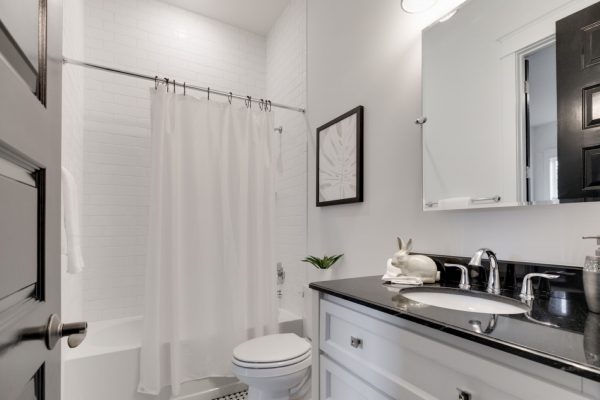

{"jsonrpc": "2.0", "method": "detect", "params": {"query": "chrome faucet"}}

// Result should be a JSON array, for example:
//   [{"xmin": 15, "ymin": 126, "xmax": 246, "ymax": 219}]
[
  {"xmin": 469, "ymin": 248, "xmax": 501, "ymax": 295},
  {"xmin": 469, "ymin": 314, "xmax": 498, "ymax": 334},
  {"xmin": 445, "ymin": 263, "xmax": 470, "ymax": 290},
  {"xmin": 519, "ymin": 273, "xmax": 559, "ymax": 301}
]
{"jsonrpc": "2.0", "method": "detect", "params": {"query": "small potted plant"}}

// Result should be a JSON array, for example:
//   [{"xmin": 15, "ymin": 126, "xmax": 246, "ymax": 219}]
[{"xmin": 302, "ymin": 254, "xmax": 343, "ymax": 281}]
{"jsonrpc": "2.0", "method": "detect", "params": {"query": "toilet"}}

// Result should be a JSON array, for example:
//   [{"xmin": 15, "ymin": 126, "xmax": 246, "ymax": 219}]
[{"xmin": 231, "ymin": 333, "xmax": 311, "ymax": 400}]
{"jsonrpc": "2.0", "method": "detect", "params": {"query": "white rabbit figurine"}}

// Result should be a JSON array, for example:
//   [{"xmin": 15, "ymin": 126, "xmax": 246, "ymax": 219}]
[{"xmin": 391, "ymin": 237, "xmax": 439, "ymax": 283}]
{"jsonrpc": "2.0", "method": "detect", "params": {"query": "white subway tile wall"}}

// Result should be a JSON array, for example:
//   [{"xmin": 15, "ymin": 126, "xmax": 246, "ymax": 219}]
[
  {"xmin": 69, "ymin": 0, "xmax": 308, "ymax": 322},
  {"xmin": 267, "ymin": 0, "xmax": 308, "ymax": 317},
  {"xmin": 79, "ymin": 0, "xmax": 267, "ymax": 321}
]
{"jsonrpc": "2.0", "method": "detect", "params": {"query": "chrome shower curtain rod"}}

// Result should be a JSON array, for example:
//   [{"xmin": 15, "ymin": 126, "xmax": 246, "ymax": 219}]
[{"xmin": 62, "ymin": 58, "xmax": 306, "ymax": 113}]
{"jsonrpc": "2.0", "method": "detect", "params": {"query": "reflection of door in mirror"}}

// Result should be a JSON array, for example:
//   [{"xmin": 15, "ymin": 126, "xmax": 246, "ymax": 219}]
[
  {"xmin": 557, "ymin": 2, "xmax": 600, "ymax": 202},
  {"xmin": 524, "ymin": 45, "xmax": 559, "ymax": 204},
  {"xmin": 0, "ymin": 0, "xmax": 46, "ymax": 103}
]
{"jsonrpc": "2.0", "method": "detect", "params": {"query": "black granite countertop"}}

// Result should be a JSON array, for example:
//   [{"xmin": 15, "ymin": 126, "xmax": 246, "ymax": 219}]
[{"xmin": 309, "ymin": 255, "xmax": 600, "ymax": 382}]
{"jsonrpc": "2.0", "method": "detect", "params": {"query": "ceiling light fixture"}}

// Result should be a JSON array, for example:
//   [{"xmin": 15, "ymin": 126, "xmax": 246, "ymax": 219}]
[{"xmin": 401, "ymin": 0, "xmax": 438, "ymax": 14}]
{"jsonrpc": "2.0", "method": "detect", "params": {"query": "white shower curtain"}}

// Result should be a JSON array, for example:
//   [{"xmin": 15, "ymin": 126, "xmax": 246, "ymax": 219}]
[{"xmin": 139, "ymin": 88, "xmax": 279, "ymax": 396}]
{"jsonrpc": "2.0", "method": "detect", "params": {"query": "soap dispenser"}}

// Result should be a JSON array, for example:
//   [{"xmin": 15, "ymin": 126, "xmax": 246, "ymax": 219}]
[{"xmin": 583, "ymin": 236, "xmax": 600, "ymax": 313}]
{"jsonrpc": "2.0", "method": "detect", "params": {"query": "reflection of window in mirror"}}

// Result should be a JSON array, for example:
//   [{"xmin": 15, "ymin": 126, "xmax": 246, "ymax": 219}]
[
  {"xmin": 524, "ymin": 44, "xmax": 558, "ymax": 205},
  {"xmin": 549, "ymin": 156, "xmax": 558, "ymax": 201},
  {"xmin": 593, "ymin": 92, "xmax": 600, "ymax": 121}
]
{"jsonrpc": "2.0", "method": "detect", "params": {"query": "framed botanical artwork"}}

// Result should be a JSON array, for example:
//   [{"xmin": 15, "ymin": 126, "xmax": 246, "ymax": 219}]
[{"xmin": 316, "ymin": 106, "xmax": 364, "ymax": 206}]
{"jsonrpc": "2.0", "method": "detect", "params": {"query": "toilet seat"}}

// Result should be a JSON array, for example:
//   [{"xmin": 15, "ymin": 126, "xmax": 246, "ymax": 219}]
[
  {"xmin": 231, "ymin": 352, "xmax": 312, "ymax": 379},
  {"xmin": 231, "ymin": 333, "xmax": 312, "ymax": 378},
  {"xmin": 233, "ymin": 349, "xmax": 311, "ymax": 369},
  {"xmin": 232, "ymin": 333, "xmax": 311, "ymax": 364}
]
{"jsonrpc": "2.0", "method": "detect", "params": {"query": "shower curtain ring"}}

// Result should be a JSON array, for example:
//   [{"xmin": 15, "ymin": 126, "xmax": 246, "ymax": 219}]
[
  {"xmin": 164, "ymin": 78, "xmax": 169, "ymax": 92},
  {"xmin": 228, "ymin": 92, "xmax": 233, "ymax": 104},
  {"xmin": 173, "ymin": 79, "xmax": 176, "ymax": 94},
  {"xmin": 268, "ymin": 100, "xmax": 272, "ymax": 112},
  {"xmin": 259, "ymin": 99, "xmax": 264, "ymax": 111},
  {"xmin": 207, "ymin": 87, "xmax": 210, "ymax": 100},
  {"xmin": 246, "ymin": 96, "xmax": 252, "ymax": 108},
  {"xmin": 154, "ymin": 76, "xmax": 158, "ymax": 90},
  {"xmin": 183, "ymin": 82, "xmax": 186, "ymax": 96}
]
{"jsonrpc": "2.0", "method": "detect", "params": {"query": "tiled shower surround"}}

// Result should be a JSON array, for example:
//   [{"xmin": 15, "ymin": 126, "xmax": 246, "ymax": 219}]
[
  {"xmin": 62, "ymin": 0, "xmax": 307, "ymax": 322},
  {"xmin": 267, "ymin": 0, "xmax": 309, "ymax": 320}
]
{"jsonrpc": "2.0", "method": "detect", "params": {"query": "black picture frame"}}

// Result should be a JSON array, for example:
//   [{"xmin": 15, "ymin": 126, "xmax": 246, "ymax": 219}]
[{"xmin": 316, "ymin": 105, "xmax": 364, "ymax": 207}]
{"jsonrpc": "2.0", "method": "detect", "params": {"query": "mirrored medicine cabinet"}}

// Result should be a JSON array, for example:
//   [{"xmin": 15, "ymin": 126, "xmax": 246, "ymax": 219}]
[{"xmin": 422, "ymin": 0, "xmax": 600, "ymax": 210}]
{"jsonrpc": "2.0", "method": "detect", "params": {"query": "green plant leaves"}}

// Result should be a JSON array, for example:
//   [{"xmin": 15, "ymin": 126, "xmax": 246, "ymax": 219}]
[{"xmin": 301, "ymin": 254, "xmax": 344, "ymax": 270}]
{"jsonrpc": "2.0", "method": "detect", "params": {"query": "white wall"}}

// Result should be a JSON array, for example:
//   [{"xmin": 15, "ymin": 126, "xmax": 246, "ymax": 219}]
[
  {"xmin": 307, "ymin": 0, "xmax": 600, "ymax": 280},
  {"xmin": 69, "ymin": 0, "xmax": 268, "ymax": 321},
  {"xmin": 266, "ymin": 0, "xmax": 308, "ymax": 318}
]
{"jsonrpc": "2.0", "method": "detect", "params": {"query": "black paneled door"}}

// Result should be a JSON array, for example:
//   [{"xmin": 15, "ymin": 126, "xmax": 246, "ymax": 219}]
[
  {"xmin": 0, "ymin": 1, "xmax": 66, "ymax": 400},
  {"xmin": 557, "ymin": 1, "xmax": 600, "ymax": 202}
]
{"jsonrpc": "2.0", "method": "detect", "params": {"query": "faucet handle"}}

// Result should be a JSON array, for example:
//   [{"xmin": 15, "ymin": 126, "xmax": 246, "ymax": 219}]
[
  {"xmin": 445, "ymin": 263, "xmax": 470, "ymax": 290},
  {"xmin": 519, "ymin": 273, "xmax": 559, "ymax": 301}
]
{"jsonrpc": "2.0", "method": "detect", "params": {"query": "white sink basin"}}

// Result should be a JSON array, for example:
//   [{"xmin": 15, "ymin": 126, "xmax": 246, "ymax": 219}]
[{"xmin": 400, "ymin": 287, "xmax": 529, "ymax": 315}]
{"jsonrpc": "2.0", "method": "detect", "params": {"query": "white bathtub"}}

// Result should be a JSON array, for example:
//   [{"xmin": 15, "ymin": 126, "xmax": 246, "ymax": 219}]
[{"xmin": 63, "ymin": 309, "xmax": 303, "ymax": 400}]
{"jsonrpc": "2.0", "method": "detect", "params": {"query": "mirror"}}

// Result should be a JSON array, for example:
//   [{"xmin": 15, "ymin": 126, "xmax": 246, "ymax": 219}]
[
  {"xmin": 0, "ymin": 0, "xmax": 47, "ymax": 104},
  {"xmin": 422, "ymin": 0, "xmax": 600, "ymax": 210}
]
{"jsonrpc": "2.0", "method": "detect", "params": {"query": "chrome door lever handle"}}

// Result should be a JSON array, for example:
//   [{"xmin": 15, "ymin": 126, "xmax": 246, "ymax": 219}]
[
  {"xmin": 62, "ymin": 321, "xmax": 88, "ymax": 348},
  {"xmin": 44, "ymin": 314, "xmax": 87, "ymax": 350}
]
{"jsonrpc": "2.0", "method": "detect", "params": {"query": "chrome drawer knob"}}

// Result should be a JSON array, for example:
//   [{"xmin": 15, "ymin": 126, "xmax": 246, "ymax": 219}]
[
  {"xmin": 350, "ymin": 336, "xmax": 362, "ymax": 348},
  {"xmin": 457, "ymin": 388, "xmax": 471, "ymax": 400}
]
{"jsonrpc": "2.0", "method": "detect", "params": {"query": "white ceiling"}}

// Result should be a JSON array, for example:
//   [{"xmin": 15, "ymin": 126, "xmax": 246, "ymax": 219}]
[{"xmin": 161, "ymin": 0, "xmax": 291, "ymax": 35}]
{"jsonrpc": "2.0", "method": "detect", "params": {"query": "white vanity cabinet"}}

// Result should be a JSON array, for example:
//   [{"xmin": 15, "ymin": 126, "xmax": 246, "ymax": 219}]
[{"xmin": 311, "ymin": 294, "xmax": 598, "ymax": 400}]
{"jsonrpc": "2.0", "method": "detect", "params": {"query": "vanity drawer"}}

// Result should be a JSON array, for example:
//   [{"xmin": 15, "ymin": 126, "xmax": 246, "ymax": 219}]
[
  {"xmin": 320, "ymin": 355, "xmax": 394, "ymax": 400},
  {"xmin": 319, "ymin": 298, "xmax": 591, "ymax": 400}
]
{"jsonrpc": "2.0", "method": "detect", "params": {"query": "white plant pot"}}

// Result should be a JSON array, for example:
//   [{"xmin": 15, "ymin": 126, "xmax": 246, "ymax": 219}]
[{"xmin": 309, "ymin": 267, "xmax": 333, "ymax": 283}]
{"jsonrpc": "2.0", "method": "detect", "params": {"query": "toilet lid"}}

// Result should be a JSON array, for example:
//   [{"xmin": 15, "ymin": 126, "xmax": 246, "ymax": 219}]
[{"xmin": 232, "ymin": 334, "xmax": 311, "ymax": 364}]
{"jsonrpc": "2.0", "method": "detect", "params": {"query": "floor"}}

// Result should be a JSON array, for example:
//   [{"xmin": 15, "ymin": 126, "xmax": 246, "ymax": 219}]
[{"xmin": 214, "ymin": 390, "xmax": 248, "ymax": 400}]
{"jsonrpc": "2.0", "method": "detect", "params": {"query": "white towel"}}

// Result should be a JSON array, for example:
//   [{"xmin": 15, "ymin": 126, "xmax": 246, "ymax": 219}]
[
  {"xmin": 385, "ymin": 276, "xmax": 424, "ymax": 286},
  {"xmin": 62, "ymin": 167, "xmax": 85, "ymax": 274},
  {"xmin": 438, "ymin": 197, "xmax": 471, "ymax": 210}
]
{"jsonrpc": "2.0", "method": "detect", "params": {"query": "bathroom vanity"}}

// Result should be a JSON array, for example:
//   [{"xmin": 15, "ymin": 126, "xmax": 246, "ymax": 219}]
[{"xmin": 309, "ymin": 257, "xmax": 600, "ymax": 400}]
